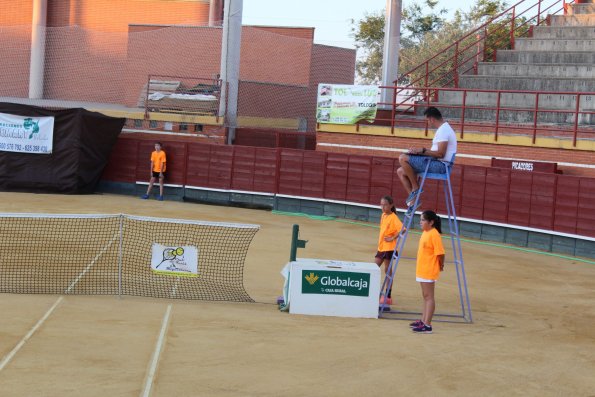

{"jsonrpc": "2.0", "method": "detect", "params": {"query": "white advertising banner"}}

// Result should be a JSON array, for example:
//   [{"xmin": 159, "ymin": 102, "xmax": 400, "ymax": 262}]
[
  {"xmin": 285, "ymin": 258, "xmax": 380, "ymax": 319},
  {"xmin": 0, "ymin": 112, "xmax": 54, "ymax": 154},
  {"xmin": 151, "ymin": 244, "xmax": 199, "ymax": 277},
  {"xmin": 316, "ymin": 84, "xmax": 379, "ymax": 124}
]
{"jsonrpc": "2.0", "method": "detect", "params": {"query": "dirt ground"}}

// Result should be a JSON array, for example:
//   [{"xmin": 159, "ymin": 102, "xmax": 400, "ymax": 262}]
[{"xmin": 0, "ymin": 192, "xmax": 594, "ymax": 397}]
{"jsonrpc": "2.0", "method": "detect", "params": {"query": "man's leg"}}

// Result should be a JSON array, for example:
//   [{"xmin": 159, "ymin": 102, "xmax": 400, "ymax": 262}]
[{"xmin": 398, "ymin": 153, "xmax": 420, "ymax": 194}]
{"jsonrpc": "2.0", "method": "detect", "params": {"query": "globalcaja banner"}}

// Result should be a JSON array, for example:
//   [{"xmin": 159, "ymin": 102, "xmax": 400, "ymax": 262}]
[
  {"xmin": 0, "ymin": 112, "xmax": 54, "ymax": 154},
  {"xmin": 301, "ymin": 269, "xmax": 370, "ymax": 297},
  {"xmin": 316, "ymin": 84, "xmax": 379, "ymax": 124}
]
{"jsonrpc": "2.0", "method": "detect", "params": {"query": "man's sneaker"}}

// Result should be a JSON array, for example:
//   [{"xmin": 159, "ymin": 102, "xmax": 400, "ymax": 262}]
[
  {"xmin": 409, "ymin": 319, "xmax": 424, "ymax": 328},
  {"xmin": 412, "ymin": 324, "xmax": 433, "ymax": 334},
  {"xmin": 405, "ymin": 202, "xmax": 422, "ymax": 217},
  {"xmin": 406, "ymin": 188, "xmax": 424, "ymax": 207},
  {"xmin": 141, "ymin": 194, "xmax": 149, "ymax": 199},
  {"xmin": 158, "ymin": 195, "xmax": 164, "ymax": 201},
  {"xmin": 379, "ymin": 296, "xmax": 392, "ymax": 305},
  {"xmin": 405, "ymin": 190, "xmax": 417, "ymax": 206}
]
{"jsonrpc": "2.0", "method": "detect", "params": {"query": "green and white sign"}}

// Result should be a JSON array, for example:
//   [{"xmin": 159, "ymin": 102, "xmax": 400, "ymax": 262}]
[
  {"xmin": 301, "ymin": 270, "xmax": 370, "ymax": 297},
  {"xmin": 0, "ymin": 112, "xmax": 54, "ymax": 154},
  {"xmin": 285, "ymin": 259, "xmax": 380, "ymax": 319},
  {"xmin": 316, "ymin": 84, "xmax": 379, "ymax": 124}
]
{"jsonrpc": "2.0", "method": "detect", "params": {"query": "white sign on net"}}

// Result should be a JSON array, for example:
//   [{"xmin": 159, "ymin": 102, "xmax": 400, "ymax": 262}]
[
  {"xmin": 151, "ymin": 244, "xmax": 199, "ymax": 277},
  {"xmin": 0, "ymin": 112, "xmax": 54, "ymax": 154}
]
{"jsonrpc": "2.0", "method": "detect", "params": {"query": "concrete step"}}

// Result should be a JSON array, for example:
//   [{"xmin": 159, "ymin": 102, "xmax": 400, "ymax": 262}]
[
  {"xmin": 514, "ymin": 37, "xmax": 595, "ymax": 51},
  {"xmin": 420, "ymin": 104, "xmax": 595, "ymax": 125},
  {"xmin": 549, "ymin": 14, "xmax": 595, "ymax": 26},
  {"xmin": 532, "ymin": 25, "xmax": 595, "ymax": 39},
  {"xmin": 496, "ymin": 50, "xmax": 595, "ymax": 63},
  {"xmin": 476, "ymin": 62, "xmax": 595, "ymax": 78},
  {"xmin": 568, "ymin": 3, "xmax": 595, "ymax": 14},
  {"xmin": 438, "ymin": 90, "xmax": 595, "ymax": 110},
  {"xmin": 459, "ymin": 75, "xmax": 595, "ymax": 91}
]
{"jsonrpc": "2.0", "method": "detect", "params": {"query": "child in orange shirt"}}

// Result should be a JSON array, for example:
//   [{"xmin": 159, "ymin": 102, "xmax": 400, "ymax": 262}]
[
  {"xmin": 141, "ymin": 142, "xmax": 166, "ymax": 201},
  {"xmin": 411, "ymin": 210, "xmax": 445, "ymax": 334},
  {"xmin": 375, "ymin": 196, "xmax": 403, "ymax": 305}
]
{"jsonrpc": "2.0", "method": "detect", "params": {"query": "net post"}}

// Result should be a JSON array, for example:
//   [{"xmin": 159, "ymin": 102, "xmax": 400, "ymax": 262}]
[
  {"xmin": 118, "ymin": 214, "xmax": 124, "ymax": 298},
  {"xmin": 289, "ymin": 224, "xmax": 307, "ymax": 262}
]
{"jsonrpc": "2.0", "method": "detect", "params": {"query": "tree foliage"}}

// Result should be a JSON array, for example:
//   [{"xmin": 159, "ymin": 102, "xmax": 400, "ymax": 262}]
[
  {"xmin": 351, "ymin": 11, "xmax": 385, "ymax": 84},
  {"xmin": 351, "ymin": 0, "xmax": 512, "ymax": 85}
]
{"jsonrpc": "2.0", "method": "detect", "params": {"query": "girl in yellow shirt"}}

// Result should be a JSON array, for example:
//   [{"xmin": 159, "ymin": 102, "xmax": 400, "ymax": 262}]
[
  {"xmin": 375, "ymin": 196, "xmax": 403, "ymax": 305},
  {"xmin": 411, "ymin": 210, "xmax": 445, "ymax": 334}
]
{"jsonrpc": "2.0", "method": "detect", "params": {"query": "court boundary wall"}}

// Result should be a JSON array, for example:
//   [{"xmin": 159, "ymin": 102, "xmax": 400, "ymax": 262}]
[{"xmin": 99, "ymin": 137, "xmax": 595, "ymax": 259}]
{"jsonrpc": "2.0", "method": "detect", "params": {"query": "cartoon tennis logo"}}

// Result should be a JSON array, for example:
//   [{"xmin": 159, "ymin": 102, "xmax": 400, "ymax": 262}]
[
  {"xmin": 151, "ymin": 244, "xmax": 199, "ymax": 277},
  {"xmin": 156, "ymin": 246, "xmax": 185, "ymax": 269}
]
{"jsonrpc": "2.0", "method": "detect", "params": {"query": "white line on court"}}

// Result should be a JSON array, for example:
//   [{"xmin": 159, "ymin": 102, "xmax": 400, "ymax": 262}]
[
  {"xmin": 170, "ymin": 278, "xmax": 180, "ymax": 298},
  {"xmin": 65, "ymin": 234, "xmax": 118, "ymax": 294},
  {"xmin": 0, "ymin": 297, "xmax": 64, "ymax": 372},
  {"xmin": 141, "ymin": 304, "xmax": 172, "ymax": 397}
]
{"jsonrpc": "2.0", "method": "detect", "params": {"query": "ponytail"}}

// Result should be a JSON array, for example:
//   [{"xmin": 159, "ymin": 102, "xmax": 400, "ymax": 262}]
[{"xmin": 382, "ymin": 195, "xmax": 397, "ymax": 214}]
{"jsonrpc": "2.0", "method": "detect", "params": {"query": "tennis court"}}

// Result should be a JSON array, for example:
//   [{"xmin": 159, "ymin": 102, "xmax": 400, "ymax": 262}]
[{"xmin": 0, "ymin": 192, "xmax": 594, "ymax": 396}]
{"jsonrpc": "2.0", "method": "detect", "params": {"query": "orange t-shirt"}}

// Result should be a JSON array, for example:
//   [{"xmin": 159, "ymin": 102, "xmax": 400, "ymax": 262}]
[
  {"xmin": 151, "ymin": 150, "xmax": 166, "ymax": 172},
  {"xmin": 416, "ymin": 228, "xmax": 445, "ymax": 280},
  {"xmin": 378, "ymin": 212, "xmax": 403, "ymax": 252}
]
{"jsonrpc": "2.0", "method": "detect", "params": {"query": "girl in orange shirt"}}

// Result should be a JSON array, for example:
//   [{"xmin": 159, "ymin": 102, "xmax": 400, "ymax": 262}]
[
  {"xmin": 141, "ymin": 142, "xmax": 167, "ymax": 201},
  {"xmin": 411, "ymin": 210, "xmax": 445, "ymax": 334},
  {"xmin": 376, "ymin": 196, "xmax": 403, "ymax": 305}
]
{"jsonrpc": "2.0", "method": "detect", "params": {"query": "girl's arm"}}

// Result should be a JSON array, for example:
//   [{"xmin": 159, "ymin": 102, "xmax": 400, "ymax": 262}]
[
  {"xmin": 438, "ymin": 254, "xmax": 445, "ymax": 271},
  {"xmin": 383, "ymin": 218, "xmax": 403, "ymax": 242},
  {"xmin": 383, "ymin": 233, "xmax": 398, "ymax": 242}
]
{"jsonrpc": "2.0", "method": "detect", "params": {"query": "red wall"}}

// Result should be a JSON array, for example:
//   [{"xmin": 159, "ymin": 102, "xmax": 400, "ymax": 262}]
[
  {"xmin": 102, "ymin": 137, "xmax": 595, "ymax": 238},
  {"xmin": 46, "ymin": 0, "xmax": 210, "ymax": 32}
]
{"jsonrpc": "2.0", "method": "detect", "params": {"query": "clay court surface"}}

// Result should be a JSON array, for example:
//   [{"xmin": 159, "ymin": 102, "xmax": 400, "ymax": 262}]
[{"xmin": 0, "ymin": 192, "xmax": 593, "ymax": 396}]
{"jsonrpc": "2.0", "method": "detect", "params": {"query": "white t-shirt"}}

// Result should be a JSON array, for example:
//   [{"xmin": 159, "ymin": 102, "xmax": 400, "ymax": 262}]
[{"xmin": 431, "ymin": 122, "xmax": 457, "ymax": 162}]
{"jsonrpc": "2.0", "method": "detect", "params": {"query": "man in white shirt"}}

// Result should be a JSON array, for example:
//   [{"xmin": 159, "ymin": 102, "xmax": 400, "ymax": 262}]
[{"xmin": 397, "ymin": 107, "xmax": 457, "ymax": 209}]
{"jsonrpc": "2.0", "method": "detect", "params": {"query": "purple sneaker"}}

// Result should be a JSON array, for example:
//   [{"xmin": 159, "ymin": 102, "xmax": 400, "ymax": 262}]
[
  {"xmin": 412, "ymin": 323, "xmax": 433, "ymax": 334},
  {"xmin": 409, "ymin": 319, "xmax": 424, "ymax": 328}
]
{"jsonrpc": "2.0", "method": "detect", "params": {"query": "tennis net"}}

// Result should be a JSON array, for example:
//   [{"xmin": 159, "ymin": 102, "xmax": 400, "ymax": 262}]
[{"xmin": 0, "ymin": 213, "xmax": 259, "ymax": 302}]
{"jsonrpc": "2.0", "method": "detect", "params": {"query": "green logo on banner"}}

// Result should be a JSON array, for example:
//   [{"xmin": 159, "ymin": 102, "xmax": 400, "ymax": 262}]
[
  {"xmin": 23, "ymin": 118, "xmax": 40, "ymax": 139},
  {"xmin": 301, "ymin": 270, "xmax": 370, "ymax": 297}
]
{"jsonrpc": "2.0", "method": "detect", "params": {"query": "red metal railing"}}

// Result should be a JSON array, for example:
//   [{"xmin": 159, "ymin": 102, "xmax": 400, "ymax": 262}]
[
  {"xmin": 376, "ymin": 86, "xmax": 595, "ymax": 147},
  {"xmin": 144, "ymin": 74, "xmax": 223, "ymax": 120},
  {"xmin": 395, "ymin": 0, "xmax": 572, "ymax": 99}
]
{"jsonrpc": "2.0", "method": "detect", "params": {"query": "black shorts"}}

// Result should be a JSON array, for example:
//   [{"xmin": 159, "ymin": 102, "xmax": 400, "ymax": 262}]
[
  {"xmin": 375, "ymin": 250, "xmax": 397, "ymax": 261},
  {"xmin": 152, "ymin": 171, "xmax": 165, "ymax": 178}
]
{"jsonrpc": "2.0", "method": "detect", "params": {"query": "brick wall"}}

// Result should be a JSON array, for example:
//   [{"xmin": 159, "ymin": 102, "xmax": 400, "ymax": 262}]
[
  {"xmin": 47, "ymin": 0, "xmax": 210, "ymax": 32},
  {"xmin": 250, "ymin": 26, "xmax": 314, "ymax": 40},
  {"xmin": 101, "ymin": 136, "xmax": 595, "ymax": 238},
  {"xmin": 0, "ymin": 25, "xmax": 31, "ymax": 97}
]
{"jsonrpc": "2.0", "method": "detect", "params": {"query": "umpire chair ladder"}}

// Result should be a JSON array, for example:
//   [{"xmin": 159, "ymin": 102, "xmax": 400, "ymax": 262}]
[{"xmin": 378, "ymin": 154, "xmax": 473, "ymax": 323}]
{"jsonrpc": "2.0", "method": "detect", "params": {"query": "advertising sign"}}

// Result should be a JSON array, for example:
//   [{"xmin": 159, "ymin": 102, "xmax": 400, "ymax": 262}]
[
  {"xmin": 316, "ymin": 84, "xmax": 378, "ymax": 124},
  {"xmin": 0, "ymin": 112, "xmax": 54, "ymax": 154}
]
